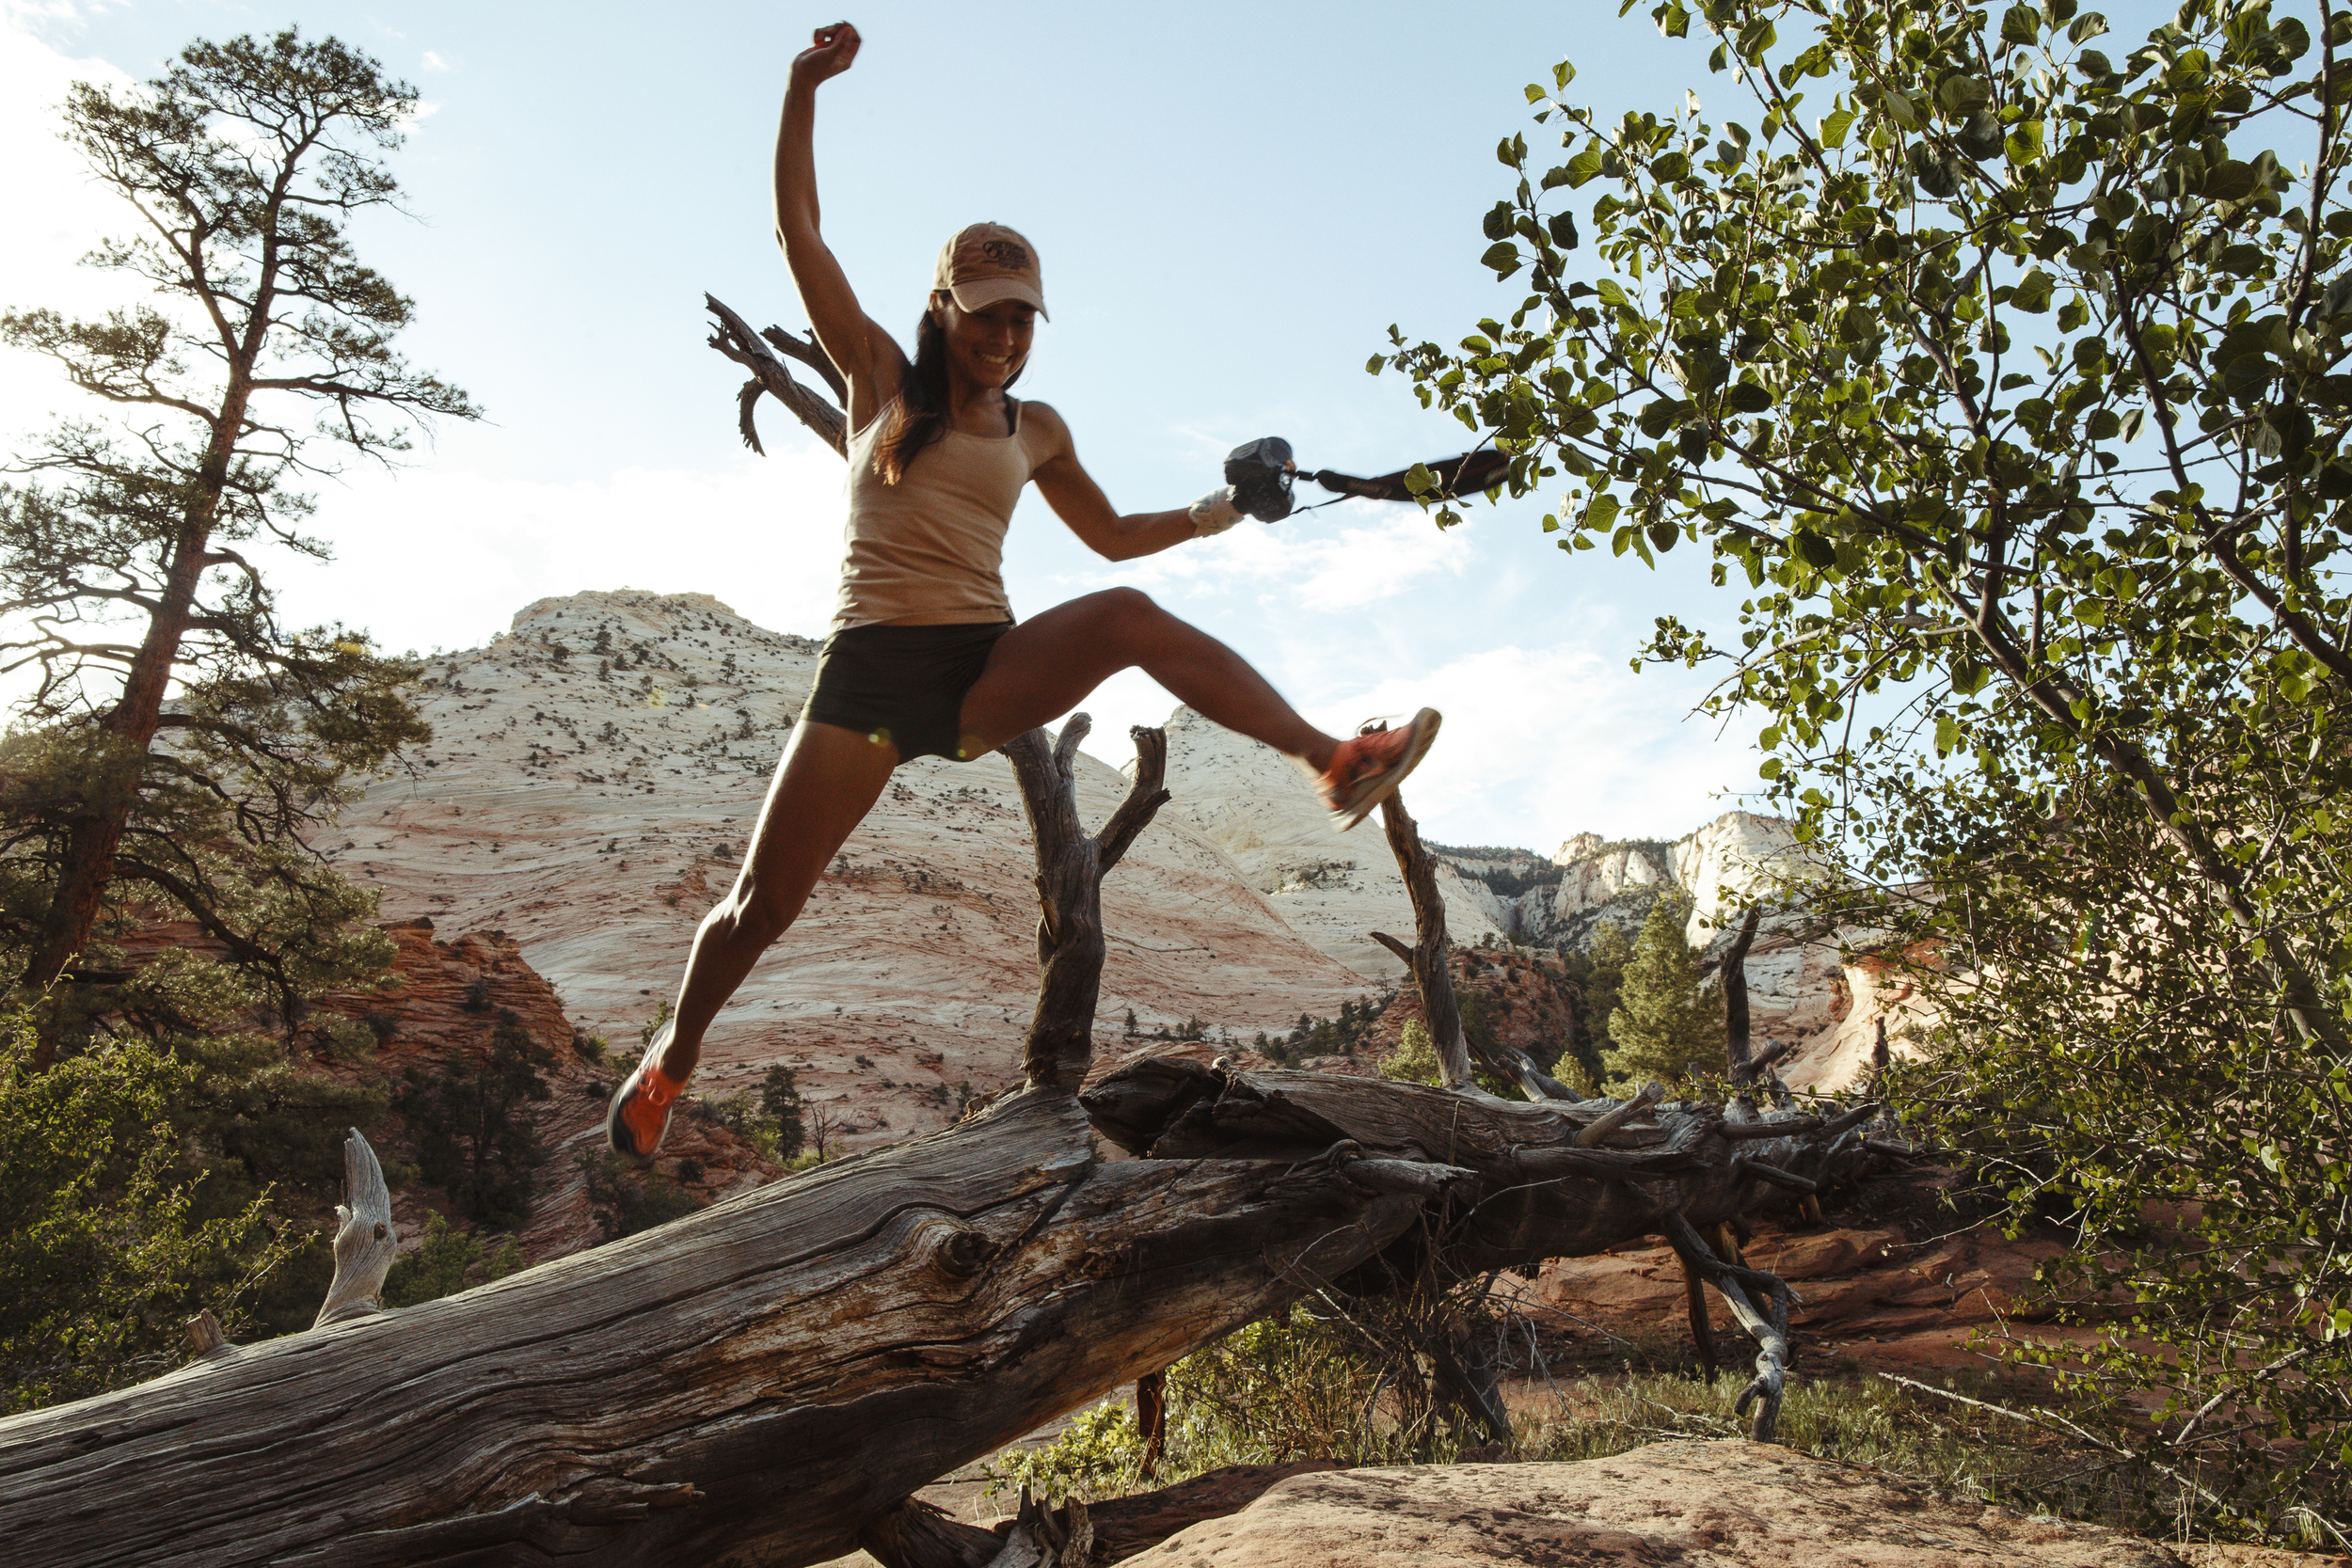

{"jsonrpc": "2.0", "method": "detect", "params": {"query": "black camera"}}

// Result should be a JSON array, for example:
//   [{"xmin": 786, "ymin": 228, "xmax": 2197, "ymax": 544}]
[{"xmin": 1223, "ymin": 436, "xmax": 1295, "ymax": 523}]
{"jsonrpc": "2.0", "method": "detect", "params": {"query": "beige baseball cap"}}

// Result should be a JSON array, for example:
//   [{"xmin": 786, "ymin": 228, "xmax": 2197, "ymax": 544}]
[{"xmin": 934, "ymin": 222, "xmax": 1047, "ymax": 319}]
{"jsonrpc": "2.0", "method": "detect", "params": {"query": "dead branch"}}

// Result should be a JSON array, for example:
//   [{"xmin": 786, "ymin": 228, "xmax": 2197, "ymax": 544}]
[
  {"xmin": 312, "ymin": 1128, "xmax": 395, "ymax": 1327},
  {"xmin": 1375, "ymin": 787, "xmax": 1471, "ymax": 1088},
  {"xmin": 1661, "ymin": 1211, "xmax": 1791, "ymax": 1439},
  {"xmin": 1001, "ymin": 717, "xmax": 1170, "ymax": 1093},
  {"xmin": 705, "ymin": 293, "xmax": 848, "ymax": 456}
]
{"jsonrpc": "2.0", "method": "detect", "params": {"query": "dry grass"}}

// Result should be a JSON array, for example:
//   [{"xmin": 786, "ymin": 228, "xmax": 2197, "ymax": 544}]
[{"xmin": 987, "ymin": 1306, "xmax": 2320, "ymax": 1555}]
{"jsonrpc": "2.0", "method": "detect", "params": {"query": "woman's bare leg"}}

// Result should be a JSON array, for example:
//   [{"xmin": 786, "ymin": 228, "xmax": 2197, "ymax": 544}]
[
  {"xmin": 652, "ymin": 719, "xmax": 898, "ymax": 1080},
  {"xmin": 957, "ymin": 588, "xmax": 1341, "ymax": 766}
]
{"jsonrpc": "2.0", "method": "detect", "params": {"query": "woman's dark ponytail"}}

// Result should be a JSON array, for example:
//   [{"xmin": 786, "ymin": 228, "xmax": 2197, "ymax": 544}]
[{"xmin": 872, "ymin": 296, "xmax": 1022, "ymax": 484}]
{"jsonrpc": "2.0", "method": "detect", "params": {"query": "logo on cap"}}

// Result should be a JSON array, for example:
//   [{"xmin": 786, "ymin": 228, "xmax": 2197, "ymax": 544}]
[{"xmin": 979, "ymin": 238, "xmax": 1030, "ymax": 270}]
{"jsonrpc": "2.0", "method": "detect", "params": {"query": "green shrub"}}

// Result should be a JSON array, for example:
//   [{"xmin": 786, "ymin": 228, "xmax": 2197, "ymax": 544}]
[
  {"xmin": 578, "ymin": 1151, "xmax": 705, "ymax": 1242},
  {"xmin": 1380, "ymin": 1021, "xmax": 1442, "ymax": 1085},
  {"xmin": 0, "ymin": 1007, "xmax": 293, "ymax": 1412},
  {"xmin": 987, "ymin": 1402, "xmax": 1147, "ymax": 1503},
  {"xmin": 380, "ymin": 1212, "xmax": 525, "ymax": 1308}
]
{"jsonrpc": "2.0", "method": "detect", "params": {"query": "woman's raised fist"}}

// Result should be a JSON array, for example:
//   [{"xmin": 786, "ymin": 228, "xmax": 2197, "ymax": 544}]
[{"xmin": 792, "ymin": 22, "xmax": 861, "ymax": 84}]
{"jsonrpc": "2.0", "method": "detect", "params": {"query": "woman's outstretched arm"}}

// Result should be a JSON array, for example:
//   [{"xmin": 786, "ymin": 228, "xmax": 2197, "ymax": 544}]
[
  {"xmin": 775, "ymin": 22, "xmax": 901, "ymax": 430},
  {"xmin": 1026, "ymin": 404, "xmax": 1229, "ymax": 562}
]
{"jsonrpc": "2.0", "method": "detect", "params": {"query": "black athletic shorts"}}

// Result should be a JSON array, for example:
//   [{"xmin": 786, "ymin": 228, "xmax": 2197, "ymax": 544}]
[{"xmin": 801, "ymin": 620, "xmax": 1013, "ymax": 764}]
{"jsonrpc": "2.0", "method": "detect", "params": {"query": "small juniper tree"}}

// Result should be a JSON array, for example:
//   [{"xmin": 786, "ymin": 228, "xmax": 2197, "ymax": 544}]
[
  {"xmin": 759, "ymin": 1063, "xmax": 807, "ymax": 1163},
  {"xmin": 1601, "ymin": 900, "xmax": 1725, "ymax": 1094}
]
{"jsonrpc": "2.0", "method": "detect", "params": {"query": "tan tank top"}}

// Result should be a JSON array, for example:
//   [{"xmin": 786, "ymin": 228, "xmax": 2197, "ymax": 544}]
[{"xmin": 833, "ymin": 397, "xmax": 1049, "ymax": 630}]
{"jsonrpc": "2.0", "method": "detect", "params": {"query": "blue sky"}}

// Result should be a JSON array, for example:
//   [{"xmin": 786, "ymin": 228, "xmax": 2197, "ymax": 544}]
[{"xmin": 0, "ymin": 0, "xmax": 1771, "ymax": 851}]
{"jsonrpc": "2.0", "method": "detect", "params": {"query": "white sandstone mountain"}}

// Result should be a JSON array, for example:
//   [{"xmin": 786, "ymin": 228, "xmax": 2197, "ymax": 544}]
[
  {"xmin": 1153, "ymin": 705, "xmax": 1518, "ymax": 974},
  {"xmin": 328, "ymin": 590, "xmax": 1908, "ymax": 1142},
  {"xmin": 329, "ymin": 590, "xmax": 1373, "ymax": 1148}
]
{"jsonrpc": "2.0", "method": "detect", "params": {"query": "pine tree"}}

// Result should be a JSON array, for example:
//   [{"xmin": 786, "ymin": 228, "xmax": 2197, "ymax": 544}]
[
  {"xmin": 1601, "ymin": 901, "xmax": 1725, "ymax": 1095},
  {"xmin": 393, "ymin": 1011, "xmax": 557, "ymax": 1233},
  {"xmin": 760, "ymin": 1064, "xmax": 807, "ymax": 1163},
  {"xmin": 1561, "ymin": 920, "xmax": 1631, "ymax": 1088},
  {"xmin": 0, "ymin": 30, "xmax": 472, "ymax": 1053}
]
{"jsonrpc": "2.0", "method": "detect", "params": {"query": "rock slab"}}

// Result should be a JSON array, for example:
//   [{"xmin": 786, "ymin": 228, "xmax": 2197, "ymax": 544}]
[{"xmin": 1126, "ymin": 1439, "xmax": 2185, "ymax": 1566}]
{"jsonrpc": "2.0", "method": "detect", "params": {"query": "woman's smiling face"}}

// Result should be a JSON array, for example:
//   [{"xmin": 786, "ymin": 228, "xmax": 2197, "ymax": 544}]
[{"xmin": 931, "ymin": 293, "xmax": 1035, "ymax": 390}]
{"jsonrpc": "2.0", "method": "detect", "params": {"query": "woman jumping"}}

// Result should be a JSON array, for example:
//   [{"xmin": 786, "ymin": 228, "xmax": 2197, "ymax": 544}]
[{"xmin": 608, "ymin": 20, "xmax": 1440, "ymax": 1158}]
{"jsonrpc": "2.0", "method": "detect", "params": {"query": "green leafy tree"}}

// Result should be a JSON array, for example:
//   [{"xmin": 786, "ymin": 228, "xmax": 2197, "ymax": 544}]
[
  {"xmin": 1380, "ymin": 0, "xmax": 2352, "ymax": 1532},
  {"xmin": 0, "ymin": 29, "xmax": 470, "ymax": 1050},
  {"xmin": 0, "ymin": 1005, "xmax": 292, "ymax": 1411},
  {"xmin": 1602, "ymin": 900, "xmax": 1726, "ymax": 1092}
]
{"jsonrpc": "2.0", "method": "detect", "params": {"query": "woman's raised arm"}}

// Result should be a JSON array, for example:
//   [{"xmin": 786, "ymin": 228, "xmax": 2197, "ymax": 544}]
[{"xmin": 775, "ymin": 22, "xmax": 901, "ymax": 429}]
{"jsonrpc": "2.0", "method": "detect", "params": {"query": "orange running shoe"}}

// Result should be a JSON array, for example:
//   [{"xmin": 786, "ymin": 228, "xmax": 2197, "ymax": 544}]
[
  {"xmin": 606, "ymin": 1026, "xmax": 687, "ymax": 1162},
  {"xmin": 1317, "ymin": 708, "xmax": 1442, "ymax": 832}
]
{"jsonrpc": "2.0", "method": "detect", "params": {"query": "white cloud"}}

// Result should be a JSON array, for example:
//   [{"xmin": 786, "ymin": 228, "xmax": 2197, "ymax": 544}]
[
  {"xmin": 421, "ymin": 50, "xmax": 451, "ymax": 72},
  {"xmin": 268, "ymin": 437, "xmax": 850, "ymax": 656},
  {"xmin": 1305, "ymin": 639, "xmax": 1753, "ymax": 848}
]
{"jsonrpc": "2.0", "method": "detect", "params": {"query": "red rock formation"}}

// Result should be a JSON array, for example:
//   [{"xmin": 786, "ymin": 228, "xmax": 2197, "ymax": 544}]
[
  {"xmin": 1366, "ymin": 945, "xmax": 1584, "ymax": 1070},
  {"xmin": 307, "ymin": 919, "xmax": 781, "ymax": 1263},
  {"xmin": 1497, "ymin": 1169, "xmax": 2096, "ymax": 1375}
]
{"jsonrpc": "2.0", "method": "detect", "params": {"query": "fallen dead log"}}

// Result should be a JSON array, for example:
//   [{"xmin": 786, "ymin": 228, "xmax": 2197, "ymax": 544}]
[
  {"xmin": 0, "ymin": 1090, "xmax": 1450, "ymax": 1568},
  {"xmin": 1084, "ymin": 1054, "xmax": 1876, "ymax": 1278}
]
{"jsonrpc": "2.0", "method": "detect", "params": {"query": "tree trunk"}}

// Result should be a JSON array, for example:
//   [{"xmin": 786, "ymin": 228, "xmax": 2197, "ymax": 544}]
[
  {"xmin": 20, "ymin": 377, "xmax": 247, "ymax": 1050},
  {"xmin": 0, "ymin": 1086, "xmax": 1462, "ymax": 1568},
  {"xmin": 1370, "ymin": 788, "xmax": 1471, "ymax": 1088}
]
